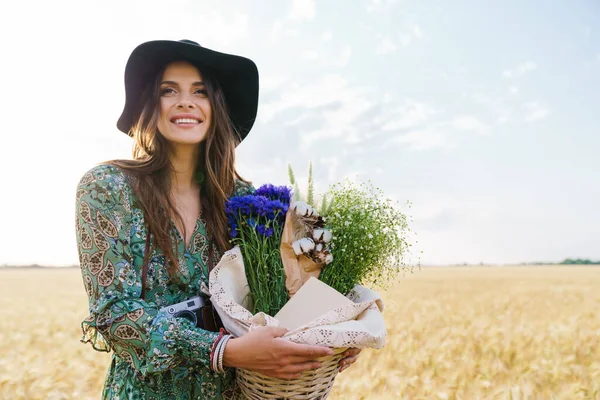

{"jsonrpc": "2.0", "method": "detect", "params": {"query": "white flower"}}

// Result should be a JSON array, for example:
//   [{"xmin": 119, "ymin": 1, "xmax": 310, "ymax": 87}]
[
  {"xmin": 292, "ymin": 201, "xmax": 318, "ymax": 218},
  {"xmin": 312, "ymin": 229, "xmax": 333, "ymax": 243},
  {"xmin": 299, "ymin": 237, "xmax": 315, "ymax": 252},
  {"xmin": 292, "ymin": 238, "xmax": 316, "ymax": 255},
  {"xmin": 292, "ymin": 241, "xmax": 303, "ymax": 256},
  {"xmin": 368, "ymin": 233, "xmax": 373, "ymax": 239}
]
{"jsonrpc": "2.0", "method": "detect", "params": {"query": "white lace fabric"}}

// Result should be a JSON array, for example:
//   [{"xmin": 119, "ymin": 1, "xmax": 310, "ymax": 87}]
[{"xmin": 208, "ymin": 246, "xmax": 387, "ymax": 349}]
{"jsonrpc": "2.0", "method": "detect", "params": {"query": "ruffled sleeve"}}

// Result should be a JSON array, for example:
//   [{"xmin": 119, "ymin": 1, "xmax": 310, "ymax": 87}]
[{"xmin": 75, "ymin": 164, "xmax": 220, "ymax": 376}]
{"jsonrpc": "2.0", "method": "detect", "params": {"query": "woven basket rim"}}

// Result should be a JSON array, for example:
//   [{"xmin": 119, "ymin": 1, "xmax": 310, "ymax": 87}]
[{"xmin": 236, "ymin": 347, "xmax": 347, "ymax": 399}]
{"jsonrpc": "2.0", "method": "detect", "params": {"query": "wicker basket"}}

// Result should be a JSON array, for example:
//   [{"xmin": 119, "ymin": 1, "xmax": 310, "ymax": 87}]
[{"xmin": 236, "ymin": 347, "xmax": 347, "ymax": 400}]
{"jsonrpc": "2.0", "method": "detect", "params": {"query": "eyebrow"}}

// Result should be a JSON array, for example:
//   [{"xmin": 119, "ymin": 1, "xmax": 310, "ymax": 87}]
[{"xmin": 160, "ymin": 80, "xmax": 205, "ymax": 86}]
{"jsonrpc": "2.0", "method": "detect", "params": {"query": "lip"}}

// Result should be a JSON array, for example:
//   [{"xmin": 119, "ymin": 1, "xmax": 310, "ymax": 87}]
[{"xmin": 170, "ymin": 114, "xmax": 204, "ymax": 124}]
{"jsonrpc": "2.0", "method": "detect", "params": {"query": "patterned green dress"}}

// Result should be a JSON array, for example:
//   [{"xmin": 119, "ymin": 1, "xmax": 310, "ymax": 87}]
[{"xmin": 75, "ymin": 164, "xmax": 253, "ymax": 399}]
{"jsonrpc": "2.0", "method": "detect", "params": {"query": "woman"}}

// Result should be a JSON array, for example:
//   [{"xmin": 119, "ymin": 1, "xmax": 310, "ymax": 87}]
[{"xmin": 75, "ymin": 39, "xmax": 361, "ymax": 399}]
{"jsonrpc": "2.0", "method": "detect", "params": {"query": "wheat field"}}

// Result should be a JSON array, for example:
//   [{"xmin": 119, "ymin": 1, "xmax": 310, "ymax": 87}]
[{"xmin": 0, "ymin": 266, "xmax": 598, "ymax": 399}]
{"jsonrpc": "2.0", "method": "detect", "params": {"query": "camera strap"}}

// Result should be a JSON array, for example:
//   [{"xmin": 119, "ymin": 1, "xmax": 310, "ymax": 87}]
[{"xmin": 140, "ymin": 235, "xmax": 151, "ymax": 300}]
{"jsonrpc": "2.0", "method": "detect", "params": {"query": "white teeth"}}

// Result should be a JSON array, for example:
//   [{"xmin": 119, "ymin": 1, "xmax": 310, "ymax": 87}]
[{"xmin": 173, "ymin": 118, "xmax": 200, "ymax": 124}]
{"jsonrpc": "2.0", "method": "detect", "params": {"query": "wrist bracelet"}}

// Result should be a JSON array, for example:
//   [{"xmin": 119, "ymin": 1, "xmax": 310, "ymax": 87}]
[
  {"xmin": 217, "ymin": 335, "xmax": 232, "ymax": 373},
  {"xmin": 210, "ymin": 330, "xmax": 226, "ymax": 371},
  {"xmin": 212, "ymin": 336, "xmax": 225, "ymax": 372}
]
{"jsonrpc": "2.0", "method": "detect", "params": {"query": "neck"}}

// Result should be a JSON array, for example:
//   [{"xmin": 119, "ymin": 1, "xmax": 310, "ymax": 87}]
[{"xmin": 169, "ymin": 143, "xmax": 202, "ymax": 193}]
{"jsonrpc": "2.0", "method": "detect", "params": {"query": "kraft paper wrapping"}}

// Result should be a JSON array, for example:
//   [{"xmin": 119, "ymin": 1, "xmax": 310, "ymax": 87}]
[{"xmin": 280, "ymin": 210, "xmax": 323, "ymax": 296}]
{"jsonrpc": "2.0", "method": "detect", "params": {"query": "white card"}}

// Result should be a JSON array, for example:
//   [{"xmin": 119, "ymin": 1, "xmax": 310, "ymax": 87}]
[{"xmin": 274, "ymin": 277, "xmax": 354, "ymax": 331}]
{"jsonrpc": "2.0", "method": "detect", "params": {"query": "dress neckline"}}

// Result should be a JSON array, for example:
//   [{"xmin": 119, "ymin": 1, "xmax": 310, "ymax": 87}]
[{"xmin": 171, "ymin": 214, "xmax": 202, "ymax": 253}]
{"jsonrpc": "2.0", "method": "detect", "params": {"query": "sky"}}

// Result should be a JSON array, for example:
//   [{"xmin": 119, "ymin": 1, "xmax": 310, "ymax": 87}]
[{"xmin": 0, "ymin": 0, "xmax": 598, "ymax": 266}]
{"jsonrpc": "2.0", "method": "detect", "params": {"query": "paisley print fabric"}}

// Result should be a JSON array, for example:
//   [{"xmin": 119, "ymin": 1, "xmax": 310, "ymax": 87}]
[{"xmin": 75, "ymin": 164, "xmax": 254, "ymax": 399}]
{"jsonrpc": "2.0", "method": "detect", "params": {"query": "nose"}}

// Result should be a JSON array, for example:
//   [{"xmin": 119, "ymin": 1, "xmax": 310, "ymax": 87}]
[{"xmin": 177, "ymin": 99, "xmax": 195, "ymax": 109}]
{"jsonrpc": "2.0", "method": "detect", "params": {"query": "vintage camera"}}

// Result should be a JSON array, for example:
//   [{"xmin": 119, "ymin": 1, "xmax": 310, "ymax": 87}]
[{"xmin": 160, "ymin": 296, "xmax": 207, "ymax": 329}]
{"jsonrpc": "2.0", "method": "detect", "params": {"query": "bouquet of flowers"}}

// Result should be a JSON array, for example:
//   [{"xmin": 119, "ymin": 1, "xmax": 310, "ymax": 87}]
[
  {"xmin": 319, "ymin": 179, "xmax": 412, "ymax": 295},
  {"xmin": 209, "ymin": 169, "xmax": 414, "ymax": 399},
  {"xmin": 225, "ymin": 184, "xmax": 291, "ymax": 316}
]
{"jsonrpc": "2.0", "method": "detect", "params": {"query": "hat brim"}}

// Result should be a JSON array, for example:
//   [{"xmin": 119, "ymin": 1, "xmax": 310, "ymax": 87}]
[{"xmin": 116, "ymin": 40, "xmax": 259, "ymax": 142}]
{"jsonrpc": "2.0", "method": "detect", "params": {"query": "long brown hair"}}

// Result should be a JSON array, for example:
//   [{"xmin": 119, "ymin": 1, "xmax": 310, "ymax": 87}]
[{"xmin": 106, "ymin": 61, "xmax": 249, "ymax": 281}]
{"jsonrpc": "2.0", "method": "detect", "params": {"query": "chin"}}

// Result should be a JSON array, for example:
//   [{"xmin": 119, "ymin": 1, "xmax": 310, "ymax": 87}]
[{"xmin": 163, "ymin": 130, "xmax": 208, "ymax": 146}]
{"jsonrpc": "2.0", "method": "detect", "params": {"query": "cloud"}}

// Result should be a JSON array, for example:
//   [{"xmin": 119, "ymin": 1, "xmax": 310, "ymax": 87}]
[
  {"xmin": 271, "ymin": 20, "xmax": 299, "ymax": 42},
  {"xmin": 261, "ymin": 75, "xmax": 291, "ymax": 93},
  {"xmin": 398, "ymin": 25, "xmax": 423, "ymax": 46},
  {"xmin": 366, "ymin": 0, "xmax": 400, "ymax": 13},
  {"xmin": 385, "ymin": 114, "xmax": 490, "ymax": 151},
  {"xmin": 324, "ymin": 45, "xmax": 353, "ymax": 67},
  {"xmin": 497, "ymin": 115, "xmax": 509, "ymax": 124},
  {"xmin": 524, "ymin": 102, "xmax": 550, "ymax": 122},
  {"xmin": 380, "ymin": 100, "xmax": 439, "ymax": 131},
  {"xmin": 259, "ymin": 74, "xmax": 351, "ymax": 123},
  {"xmin": 302, "ymin": 50, "xmax": 319, "ymax": 60},
  {"xmin": 583, "ymin": 54, "xmax": 600, "ymax": 67},
  {"xmin": 319, "ymin": 156, "xmax": 341, "ymax": 181},
  {"xmin": 471, "ymin": 92, "xmax": 514, "ymax": 125},
  {"xmin": 375, "ymin": 36, "xmax": 398, "ymax": 55},
  {"xmin": 451, "ymin": 115, "xmax": 491, "ymax": 134},
  {"xmin": 289, "ymin": 0, "xmax": 316, "ymax": 21},
  {"xmin": 503, "ymin": 61, "xmax": 537, "ymax": 78},
  {"xmin": 417, "ymin": 208, "xmax": 463, "ymax": 232}
]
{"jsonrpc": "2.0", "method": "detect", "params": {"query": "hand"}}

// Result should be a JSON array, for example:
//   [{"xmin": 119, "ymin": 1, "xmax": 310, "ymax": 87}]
[
  {"xmin": 223, "ymin": 326, "xmax": 334, "ymax": 380},
  {"xmin": 338, "ymin": 348, "xmax": 362, "ymax": 372}
]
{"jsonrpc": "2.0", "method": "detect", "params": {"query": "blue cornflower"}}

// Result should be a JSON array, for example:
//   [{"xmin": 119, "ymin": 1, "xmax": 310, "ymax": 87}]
[
  {"xmin": 229, "ymin": 222, "xmax": 238, "ymax": 238},
  {"xmin": 226, "ymin": 195, "xmax": 255, "ymax": 217},
  {"xmin": 255, "ymin": 184, "xmax": 292, "ymax": 205},
  {"xmin": 255, "ymin": 224, "xmax": 275, "ymax": 237},
  {"xmin": 252, "ymin": 196, "xmax": 270, "ymax": 217},
  {"xmin": 265, "ymin": 199, "xmax": 288, "ymax": 220}
]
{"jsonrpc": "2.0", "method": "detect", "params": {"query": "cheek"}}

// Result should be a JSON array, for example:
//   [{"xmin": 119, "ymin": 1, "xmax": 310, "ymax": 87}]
[
  {"xmin": 203, "ymin": 102, "xmax": 212, "ymax": 125},
  {"xmin": 157, "ymin": 100, "xmax": 172, "ymax": 133}
]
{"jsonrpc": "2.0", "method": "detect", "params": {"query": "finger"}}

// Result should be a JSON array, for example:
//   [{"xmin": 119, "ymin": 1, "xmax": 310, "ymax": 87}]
[
  {"xmin": 342, "ymin": 348, "xmax": 362, "ymax": 357},
  {"xmin": 268, "ymin": 326, "xmax": 289, "ymax": 338},
  {"xmin": 338, "ymin": 355, "xmax": 359, "ymax": 368},
  {"xmin": 283, "ymin": 342, "xmax": 334, "ymax": 359}
]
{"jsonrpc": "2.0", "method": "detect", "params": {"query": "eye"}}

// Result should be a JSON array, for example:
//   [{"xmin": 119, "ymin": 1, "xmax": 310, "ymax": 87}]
[
  {"xmin": 160, "ymin": 87, "xmax": 176, "ymax": 96},
  {"xmin": 194, "ymin": 88, "xmax": 208, "ymax": 97}
]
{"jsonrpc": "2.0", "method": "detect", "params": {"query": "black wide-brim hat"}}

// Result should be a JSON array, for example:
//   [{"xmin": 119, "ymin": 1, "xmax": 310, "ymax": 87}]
[{"xmin": 117, "ymin": 39, "xmax": 259, "ymax": 142}]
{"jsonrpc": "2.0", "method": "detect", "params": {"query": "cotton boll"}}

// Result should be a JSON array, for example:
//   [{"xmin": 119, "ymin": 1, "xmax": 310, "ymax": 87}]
[
  {"xmin": 293, "ymin": 201, "xmax": 309, "ymax": 216},
  {"xmin": 325, "ymin": 254, "xmax": 333, "ymax": 264},
  {"xmin": 299, "ymin": 238, "xmax": 315, "ymax": 253},
  {"xmin": 292, "ymin": 241, "xmax": 303, "ymax": 256},
  {"xmin": 313, "ymin": 229, "xmax": 324, "ymax": 241},
  {"xmin": 293, "ymin": 201, "xmax": 317, "ymax": 218},
  {"xmin": 315, "ymin": 243, "xmax": 323, "ymax": 252},
  {"xmin": 321, "ymin": 230, "xmax": 333, "ymax": 243}
]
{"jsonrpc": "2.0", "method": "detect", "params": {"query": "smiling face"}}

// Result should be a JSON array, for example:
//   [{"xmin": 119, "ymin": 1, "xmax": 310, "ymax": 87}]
[{"xmin": 156, "ymin": 61, "xmax": 212, "ymax": 146}]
